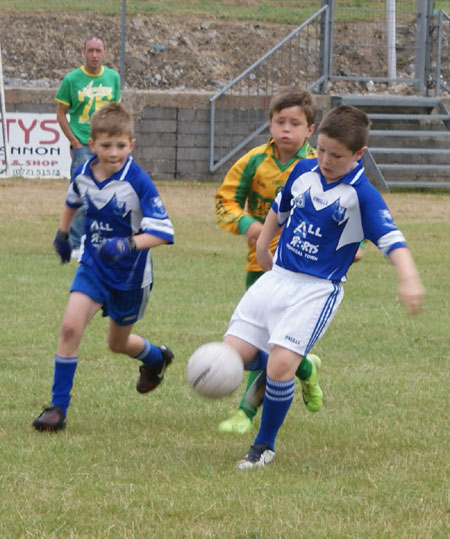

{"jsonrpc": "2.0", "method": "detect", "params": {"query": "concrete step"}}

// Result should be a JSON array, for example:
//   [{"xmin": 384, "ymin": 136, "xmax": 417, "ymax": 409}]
[
  {"xmin": 368, "ymin": 113, "xmax": 450, "ymax": 121},
  {"xmin": 386, "ymin": 180, "xmax": 450, "ymax": 188},
  {"xmin": 370, "ymin": 147, "xmax": 450, "ymax": 155},
  {"xmin": 370, "ymin": 129, "xmax": 450, "ymax": 137},
  {"xmin": 379, "ymin": 164, "xmax": 450, "ymax": 173},
  {"xmin": 334, "ymin": 95, "xmax": 440, "ymax": 108},
  {"xmin": 334, "ymin": 95, "xmax": 450, "ymax": 189}
]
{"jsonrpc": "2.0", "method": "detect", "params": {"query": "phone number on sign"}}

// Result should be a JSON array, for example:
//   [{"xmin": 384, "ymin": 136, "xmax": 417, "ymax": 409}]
[{"xmin": 12, "ymin": 168, "xmax": 63, "ymax": 178}]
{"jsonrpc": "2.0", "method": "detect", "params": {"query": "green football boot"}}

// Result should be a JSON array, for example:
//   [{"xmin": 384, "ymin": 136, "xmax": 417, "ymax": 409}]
[
  {"xmin": 218, "ymin": 409, "xmax": 253, "ymax": 434},
  {"xmin": 301, "ymin": 354, "xmax": 323, "ymax": 412}
]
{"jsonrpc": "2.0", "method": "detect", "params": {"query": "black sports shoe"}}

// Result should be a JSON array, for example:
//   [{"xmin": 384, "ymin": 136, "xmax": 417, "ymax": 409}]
[
  {"xmin": 136, "ymin": 345, "xmax": 174, "ymax": 393},
  {"xmin": 32, "ymin": 405, "xmax": 66, "ymax": 432},
  {"xmin": 237, "ymin": 443, "xmax": 275, "ymax": 470}
]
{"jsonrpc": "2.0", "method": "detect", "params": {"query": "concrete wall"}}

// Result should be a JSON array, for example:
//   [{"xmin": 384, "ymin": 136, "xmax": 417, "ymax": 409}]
[{"xmin": 4, "ymin": 88, "xmax": 332, "ymax": 182}]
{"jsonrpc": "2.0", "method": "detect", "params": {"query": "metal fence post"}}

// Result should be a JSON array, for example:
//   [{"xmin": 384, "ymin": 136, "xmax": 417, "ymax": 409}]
[
  {"xmin": 120, "ymin": 0, "xmax": 126, "ymax": 89},
  {"xmin": 319, "ymin": 0, "xmax": 332, "ymax": 94},
  {"xmin": 415, "ymin": 0, "xmax": 431, "ymax": 92}
]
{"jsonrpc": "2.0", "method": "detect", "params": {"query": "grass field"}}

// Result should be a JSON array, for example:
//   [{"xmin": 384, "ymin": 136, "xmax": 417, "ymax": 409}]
[
  {"xmin": 0, "ymin": 178, "xmax": 449, "ymax": 538},
  {"xmin": 0, "ymin": 0, "xmax": 433, "ymax": 23}
]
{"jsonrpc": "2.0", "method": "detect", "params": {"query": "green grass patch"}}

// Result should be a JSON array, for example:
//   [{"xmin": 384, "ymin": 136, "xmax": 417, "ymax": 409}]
[
  {"xmin": 0, "ymin": 0, "xmax": 422, "ymax": 23},
  {"xmin": 0, "ymin": 179, "xmax": 448, "ymax": 537}
]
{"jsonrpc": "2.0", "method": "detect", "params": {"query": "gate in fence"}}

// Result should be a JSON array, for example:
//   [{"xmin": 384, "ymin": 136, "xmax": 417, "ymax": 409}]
[{"xmin": 210, "ymin": 0, "xmax": 450, "ymax": 172}]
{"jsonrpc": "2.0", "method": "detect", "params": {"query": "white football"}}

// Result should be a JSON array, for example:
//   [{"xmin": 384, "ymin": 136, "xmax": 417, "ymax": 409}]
[{"xmin": 187, "ymin": 341, "xmax": 244, "ymax": 399}]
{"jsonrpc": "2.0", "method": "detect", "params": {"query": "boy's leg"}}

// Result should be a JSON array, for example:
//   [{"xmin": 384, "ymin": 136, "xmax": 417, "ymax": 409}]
[
  {"xmin": 107, "ymin": 321, "xmax": 173, "ymax": 394},
  {"xmin": 218, "ymin": 347, "xmax": 268, "ymax": 433},
  {"xmin": 218, "ymin": 369, "xmax": 262, "ymax": 434},
  {"xmin": 33, "ymin": 292, "xmax": 100, "ymax": 432},
  {"xmin": 220, "ymin": 351, "xmax": 322, "ymax": 433},
  {"xmin": 237, "ymin": 346, "xmax": 298, "ymax": 469}
]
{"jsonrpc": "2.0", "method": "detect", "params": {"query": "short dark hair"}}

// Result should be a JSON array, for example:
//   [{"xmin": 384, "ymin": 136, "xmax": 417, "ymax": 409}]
[
  {"xmin": 269, "ymin": 88, "xmax": 316, "ymax": 126},
  {"xmin": 90, "ymin": 102, "xmax": 133, "ymax": 140},
  {"xmin": 84, "ymin": 36, "xmax": 106, "ymax": 50},
  {"xmin": 318, "ymin": 105, "xmax": 370, "ymax": 152}
]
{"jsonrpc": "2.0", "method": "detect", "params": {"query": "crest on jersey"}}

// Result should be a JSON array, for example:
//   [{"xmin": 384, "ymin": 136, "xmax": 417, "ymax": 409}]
[
  {"xmin": 292, "ymin": 192, "xmax": 306, "ymax": 209},
  {"xmin": 379, "ymin": 209, "xmax": 395, "ymax": 228},
  {"xmin": 113, "ymin": 199, "xmax": 128, "ymax": 217},
  {"xmin": 332, "ymin": 200, "xmax": 347, "ymax": 224},
  {"xmin": 150, "ymin": 196, "xmax": 168, "ymax": 217}
]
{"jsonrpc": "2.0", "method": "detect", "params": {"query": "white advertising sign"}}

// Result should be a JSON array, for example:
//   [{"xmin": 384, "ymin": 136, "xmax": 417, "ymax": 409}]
[{"xmin": 0, "ymin": 113, "xmax": 71, "ymax": 179}]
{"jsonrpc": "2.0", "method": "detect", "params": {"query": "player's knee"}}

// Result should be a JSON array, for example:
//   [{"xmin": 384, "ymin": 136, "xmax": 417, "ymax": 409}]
[
  {"xmin": 108, "ymin": 338, "xmax": 126, "ymax": 354},
  {"xmin": 267, "ymin": 349, "xmax": 298, "ymax": 378},
  {"xmin": 59, "ymin": 320, "xmax": 81, "ymax": 344}
]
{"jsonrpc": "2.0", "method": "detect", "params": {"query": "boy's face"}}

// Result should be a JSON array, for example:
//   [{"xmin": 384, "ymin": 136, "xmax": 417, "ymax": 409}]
[
  {"xmin": 269, "ymin": 106, "xmax": 314, "ymax": 158},
  {"xmin": 89, "ymin": 132, "xmax": 135, "ymax": 177},
  {"xmin": 316, "ymin": 133, "xmax": 366, "ymax": 184}
]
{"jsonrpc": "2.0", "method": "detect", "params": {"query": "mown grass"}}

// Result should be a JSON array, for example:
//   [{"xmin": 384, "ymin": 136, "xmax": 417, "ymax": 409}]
[
  {"xmin": 0, "ymin": 0, "xmax": 425, "ymax": 23},
  {"xmin": 0, "ymin": 178, "xmax": 449, "ymax": 537}
]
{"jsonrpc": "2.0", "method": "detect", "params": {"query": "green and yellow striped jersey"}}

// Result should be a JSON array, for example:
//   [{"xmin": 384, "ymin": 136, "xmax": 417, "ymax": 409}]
[{"xmin": 216, "ymin": 138, "xmax": 316, "ymax": 272}]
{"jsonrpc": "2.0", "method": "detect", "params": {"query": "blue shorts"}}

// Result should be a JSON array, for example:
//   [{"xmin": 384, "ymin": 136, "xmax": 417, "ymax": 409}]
[{"xmin": 71, "ymin": 265, "xmax": 151, "ymax": 326}]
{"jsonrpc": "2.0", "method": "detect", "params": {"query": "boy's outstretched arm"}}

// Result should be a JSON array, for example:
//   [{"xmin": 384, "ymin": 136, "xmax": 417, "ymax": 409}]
[
  {"xmin": 255, "ymin": 209, "xmax": 280, "ymax": 271},
  {"xmin": 388, "ymin": 247, "xmax": 424, "ymax": 316},
  {"xmin": 58, "ymin": 204, "xmax": 78, "ymax": 234}
]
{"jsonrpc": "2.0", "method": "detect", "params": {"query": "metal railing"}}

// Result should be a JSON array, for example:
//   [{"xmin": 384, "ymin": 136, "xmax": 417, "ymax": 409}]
[
  {"xmin": 434, "ymin": 10, "xmax": 450, "ymax": 95},
  {"xmin": 209, "ymin": 5, "xmax": 329, "ymax": 172}
]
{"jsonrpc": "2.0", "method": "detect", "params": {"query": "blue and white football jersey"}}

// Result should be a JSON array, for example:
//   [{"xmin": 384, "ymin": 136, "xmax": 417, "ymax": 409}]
[
  {"xmin": 66, "ymin": 155, "xmax": 174, "ymax": 290},
  {"xmin": 272, "ymin": 158, "xmax": 407, "ymax": 282}
]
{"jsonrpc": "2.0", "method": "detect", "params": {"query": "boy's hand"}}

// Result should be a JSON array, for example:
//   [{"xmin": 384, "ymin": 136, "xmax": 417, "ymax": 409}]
[
  {"xmin": 256, "ymin": 247, "xmax": 273, "ymax": 272},
  {"xmin": 98, "ymin": 237, "xmax": 136, "ymax": 262},
  {"xmin": 397, "ymin": 278, "xmax": 424, "ymax": 316},
  {"xmin": 53, "ymin": 229, "xmax": 72, "ymax": 264},
  {"xmin": 246, "ymin": 221, "xmax": 263, "ymax": 247}
]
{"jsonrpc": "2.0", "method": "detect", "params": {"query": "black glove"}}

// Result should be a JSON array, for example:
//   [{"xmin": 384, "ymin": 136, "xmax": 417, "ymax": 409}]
[
  {"xmin": 98, "ymin": 237, "xmax": 136, "ymax": 262},
  {"xmin": 53, "ymin": 229, "xmax": 72, "ymax": 264}
]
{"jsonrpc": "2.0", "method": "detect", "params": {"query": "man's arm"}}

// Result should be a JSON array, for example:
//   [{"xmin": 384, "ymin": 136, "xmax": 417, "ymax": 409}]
[{"xmin": 56, "ymin": 103, "xmax": 82, "ymax": 148}]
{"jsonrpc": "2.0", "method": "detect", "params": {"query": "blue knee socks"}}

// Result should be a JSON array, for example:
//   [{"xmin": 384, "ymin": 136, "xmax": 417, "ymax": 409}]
[
  {"xmin": 133, "ymin": 339, "xmax": 162, "ymax": 366},
  {"xmin": 244, "ymin": 349, "xmax": 268, "ymax": 371},
  {"xmin": 51, "ymin": 354, "xmax": 78, "ymax": 415},
  {"xmin": 254, "ymin": 376, "xmax": 295, "ymax": 451}
]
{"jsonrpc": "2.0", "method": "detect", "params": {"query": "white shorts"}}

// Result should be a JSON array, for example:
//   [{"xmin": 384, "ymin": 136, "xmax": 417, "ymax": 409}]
[{"xmin": 225, "ymin": 265, "xmax": 344, "ymax": 356}]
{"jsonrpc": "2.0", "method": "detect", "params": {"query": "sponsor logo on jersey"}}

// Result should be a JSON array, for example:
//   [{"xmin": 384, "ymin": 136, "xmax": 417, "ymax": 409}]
[
  {"xmin": 313, "ymin": 195, "xmax": 329, "ymax": 206},
  {"xmin": 293, "ymin": 221, "xmax": 323, "ymax": 239},
  {"xmin": 289, "ymin": 236, "xmax": 319, "ymax": 254},
  {"xmin": 91, "ymin": 220, "xmax": 114, "ymax": 232}
]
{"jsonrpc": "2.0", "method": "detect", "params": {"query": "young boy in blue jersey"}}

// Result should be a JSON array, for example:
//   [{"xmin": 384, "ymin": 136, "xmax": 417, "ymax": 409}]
[
  {"xmin": 215, "ymin": 88, "xmax": 320, "ymax": 435},
  {"xmin": 220, "ymin": 105, "xmax": 424, "ymax": 469},
  {"xmin": 33, "ymin": 102, "xmax": 175, "ymax": 432}
]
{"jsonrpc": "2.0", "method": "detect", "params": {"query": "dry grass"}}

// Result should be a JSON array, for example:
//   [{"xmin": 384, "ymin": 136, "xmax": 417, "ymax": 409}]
[
  {"xmin": 0, "ymin": 178, "xmax": 448, "ymax": 538},
  {"xmin": 1, "ymin": 177, "xmax": 450, "ymax": 222}
]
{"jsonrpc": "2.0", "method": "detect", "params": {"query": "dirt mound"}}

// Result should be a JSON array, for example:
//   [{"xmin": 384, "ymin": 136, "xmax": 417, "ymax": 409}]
[
  {"xmin": 1, "ymin": 11, "xmax": 302, "ymax": 91},
  {"xmin": 1, "ymin": 10, "xmax": 420, "ymax": 95}
]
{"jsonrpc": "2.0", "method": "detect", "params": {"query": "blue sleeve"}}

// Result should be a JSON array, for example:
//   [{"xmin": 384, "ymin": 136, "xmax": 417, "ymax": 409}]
[
  {"xmin": 359, "ymin": 183, "xmax": 407, "ymax": 256},
  {"xmin": 137, "ymin": 172, "xmax": 174, "ymax": 244}
]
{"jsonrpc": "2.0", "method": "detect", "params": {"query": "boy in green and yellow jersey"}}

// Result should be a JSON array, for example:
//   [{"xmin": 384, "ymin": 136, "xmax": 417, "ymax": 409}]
[{"xmin": 215, "ymin": 88, "xmax": 320, "ymax": 434}]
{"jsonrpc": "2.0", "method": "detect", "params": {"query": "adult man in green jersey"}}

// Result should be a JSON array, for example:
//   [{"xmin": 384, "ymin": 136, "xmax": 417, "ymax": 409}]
[{"xmin": 56, "ymin": 36, "xmax": 120, "ymax": 256}]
